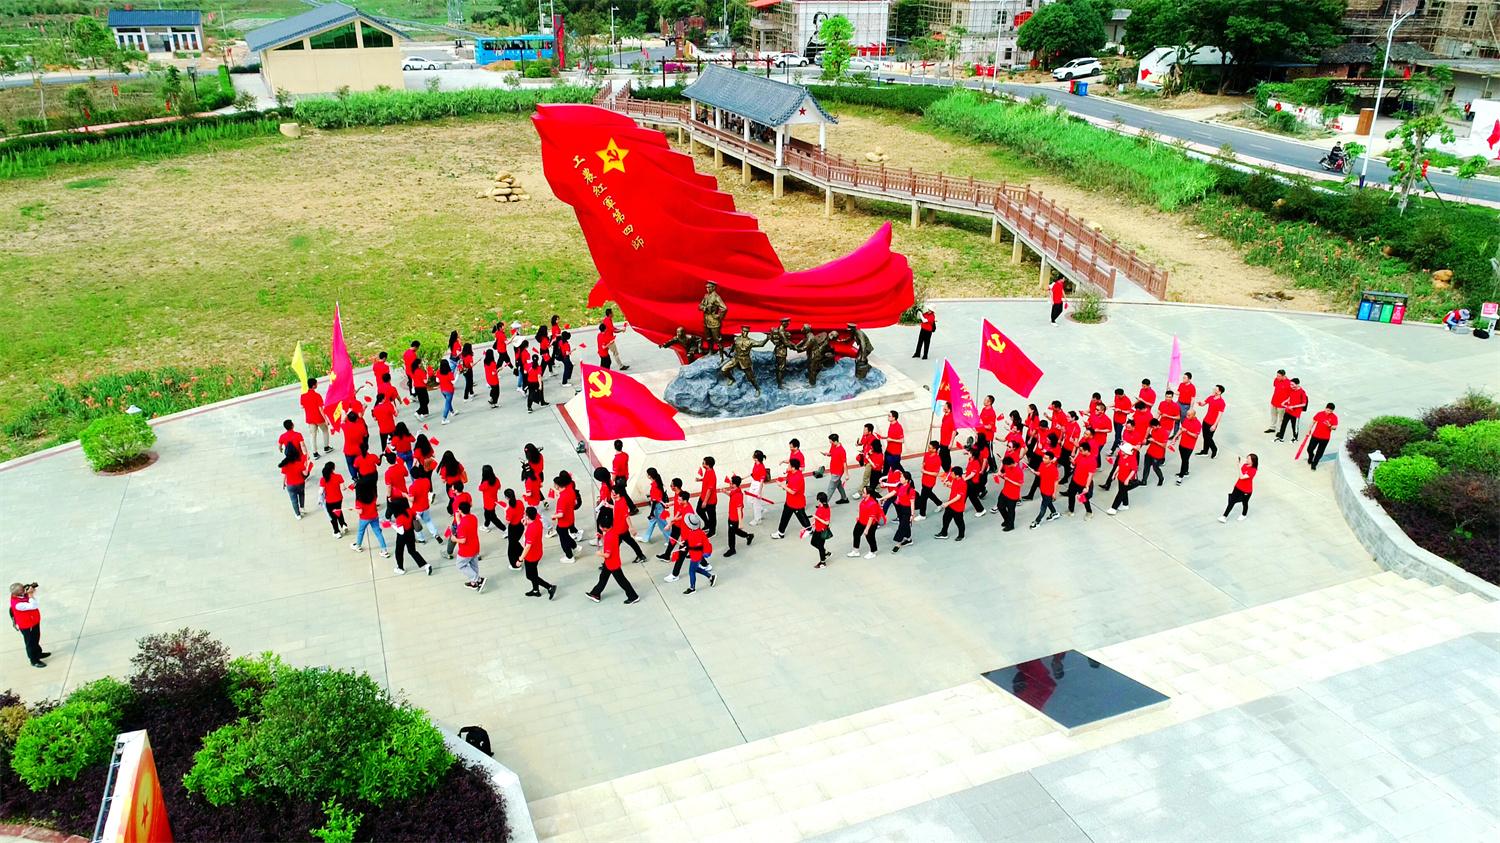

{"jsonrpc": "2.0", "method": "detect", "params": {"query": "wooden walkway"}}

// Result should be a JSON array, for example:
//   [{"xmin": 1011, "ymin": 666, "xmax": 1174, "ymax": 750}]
[{"xmin": 593, "ymin": 84, "xmax": 1169, "ymax": 300}]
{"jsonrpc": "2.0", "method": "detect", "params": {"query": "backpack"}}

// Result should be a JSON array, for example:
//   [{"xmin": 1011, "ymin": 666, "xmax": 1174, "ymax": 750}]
[{"xmin": 458, "ymin": 725, "xmax": 493, "ymax": 757}]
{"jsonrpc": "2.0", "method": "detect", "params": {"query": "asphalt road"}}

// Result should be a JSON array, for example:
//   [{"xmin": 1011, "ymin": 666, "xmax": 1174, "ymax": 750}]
[{"xmin": 0, "ymin": 71, "xmax": 145, "ymax": 90}]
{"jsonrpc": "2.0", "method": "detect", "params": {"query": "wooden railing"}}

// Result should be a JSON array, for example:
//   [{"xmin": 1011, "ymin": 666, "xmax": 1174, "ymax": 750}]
[{"xmin": 593, "ymin": 84, "xmax": 1171, "ymax": 299}]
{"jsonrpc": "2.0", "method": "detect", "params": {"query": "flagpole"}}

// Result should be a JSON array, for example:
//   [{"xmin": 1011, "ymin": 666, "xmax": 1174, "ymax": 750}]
[{"xmin": 923, "ymin": 357, "xmax": 940, "ymax": 452}]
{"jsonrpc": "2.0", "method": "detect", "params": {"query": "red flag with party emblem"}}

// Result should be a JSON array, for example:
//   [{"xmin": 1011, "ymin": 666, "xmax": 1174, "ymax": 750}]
[
  {"xmin": 580, "ymin": 364, "xmax": 685, "ymax": 441},
  {"xmin": 978, "ymin": 319, "xmax": 1043, "ymax": 398}
]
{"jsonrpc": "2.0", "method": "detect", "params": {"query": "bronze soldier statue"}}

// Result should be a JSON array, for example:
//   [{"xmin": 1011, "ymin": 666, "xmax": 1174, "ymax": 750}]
[
  {"xmin": 799, "ymin": 322, "xmax": 836, "ymax": 387},
  {"xmin": 846, "ymin": 322, "xmax": 875, "ymax": 380},
  {"xmin": 659, "ymin": 326, "xmax": 703, "ymax": 362},
  {"xmin": 720, "ymin": 326, "xmax": 768, "ymax": 392},
  {"xmin": 766, "ymin": 317, "xmax": 796, "ymax": 388},
  {"xmin": 699, "ymin": 281, "xmax": 727, "ymax": 354}
]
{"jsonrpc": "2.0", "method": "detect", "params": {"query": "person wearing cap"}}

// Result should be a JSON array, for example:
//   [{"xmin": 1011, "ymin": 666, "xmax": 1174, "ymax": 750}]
[
  {"xmin": 679, "ymin": 512, "xmax": 717, "ymax": 594},
  {"xmin": 1106, "ymin": 443, "xmax": 1139, "ymax": 516}
]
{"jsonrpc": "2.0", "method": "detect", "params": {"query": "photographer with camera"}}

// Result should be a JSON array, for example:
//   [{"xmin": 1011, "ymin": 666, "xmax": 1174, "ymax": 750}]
[{"xmin": 9, "ymin": 582, "xmax": 48, "ymax": 668}]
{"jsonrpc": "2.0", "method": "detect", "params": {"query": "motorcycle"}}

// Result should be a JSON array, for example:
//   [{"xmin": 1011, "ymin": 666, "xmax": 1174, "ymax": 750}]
[{"xmin": 1319, "ymin": 152, "xmax": 1349, "ymax": 174}]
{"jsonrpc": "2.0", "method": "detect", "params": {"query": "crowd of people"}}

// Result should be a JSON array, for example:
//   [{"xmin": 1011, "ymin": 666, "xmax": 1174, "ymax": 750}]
[{"xmin": 271, "ymin": 315, "xmax": 1336, "ymax": 604}]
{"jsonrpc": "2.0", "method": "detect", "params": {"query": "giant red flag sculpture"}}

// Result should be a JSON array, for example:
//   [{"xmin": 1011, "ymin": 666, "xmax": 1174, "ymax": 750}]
[
  {"xmin": 978, "ymin": 319, "xmax": 1043, "ymax": 398},
  {"xmin": 323, "ymin": 304, "xmax": 357, "ymax": 430},
  {"xmin": 533, "ymin": 104, "xmax": 914, "ymax": 351},
  {"xmin": 580, "ymin": 364, "xmax": 686, "ymax": 441}
]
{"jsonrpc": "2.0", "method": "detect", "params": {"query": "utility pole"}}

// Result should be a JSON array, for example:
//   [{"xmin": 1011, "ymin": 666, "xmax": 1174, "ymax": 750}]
[
  {"xmin": 610, "ymin": 5, "xmax": 618, "ymax": 61},
  {"xmin": 1360, "ymin": 0, "xmax": 1417, "ymax": 188}
]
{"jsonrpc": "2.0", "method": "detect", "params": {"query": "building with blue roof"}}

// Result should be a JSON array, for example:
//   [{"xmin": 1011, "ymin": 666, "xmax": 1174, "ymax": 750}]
[
  {"xmin": 244, "ymin": 3, "xmax": 406, "ymax": 95},
  {"xmin": 108, "ymin": 9, "xmax": 205, "ymax": 56}
]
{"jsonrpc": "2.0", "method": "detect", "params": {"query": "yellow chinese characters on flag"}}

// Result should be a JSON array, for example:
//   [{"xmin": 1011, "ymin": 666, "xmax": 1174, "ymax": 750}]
[{"xmin": 96, "ymin": 730, "xmax": 173, "ymax": 843}]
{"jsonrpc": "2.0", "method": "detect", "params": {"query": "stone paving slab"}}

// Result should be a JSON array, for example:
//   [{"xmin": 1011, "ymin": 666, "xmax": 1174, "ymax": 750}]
[{"xmin": 1, "ymin": 301, "xmax": 1494, "ymax": 801}]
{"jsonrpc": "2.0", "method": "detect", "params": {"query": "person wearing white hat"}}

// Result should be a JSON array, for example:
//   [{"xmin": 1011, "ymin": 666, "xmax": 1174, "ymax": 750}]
[
  {"xmin": 681, "ymin": 513, "xmax": 717, "ymax": 594},
  {"xmin": 1106, "ymin": 443, "xmax": 1139, "ymax": 515}
]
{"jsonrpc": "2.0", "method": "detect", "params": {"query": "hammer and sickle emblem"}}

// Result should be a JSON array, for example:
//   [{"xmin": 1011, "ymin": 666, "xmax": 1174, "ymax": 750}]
[
  {"xmin": 587, "ymin": 370, "xmax": 613, "ymax": 399},
  {"xmin": 986, "ymin": 333, "xmax": 1006, "ymax": 354}
]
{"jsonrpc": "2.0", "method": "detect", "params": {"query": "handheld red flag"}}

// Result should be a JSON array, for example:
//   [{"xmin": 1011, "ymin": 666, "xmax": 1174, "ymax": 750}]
[
  {"xmin": 323, "ymin": 304, "xmax": 357, "ymax": 430},
  {"xmin": 935, "ymin": 359, "xmax": 981, "ymax": 430},
  {"xmin": 580, "ymin": 364, "xmax": 685, "ymax": 441},
  {"xmin": 978, "ymin": 319, "xmax": 1043, "ymax": 398}
]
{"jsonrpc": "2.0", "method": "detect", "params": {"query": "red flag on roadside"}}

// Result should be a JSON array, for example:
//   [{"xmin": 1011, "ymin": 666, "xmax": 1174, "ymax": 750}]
[
  {"xmin": 324, "ymin": 304, "xmax": 357, "ymax": 430},
  {"xmin": 978, "ymin": 319, "xmax": 1043, "ymax": 398},
  {"xmin": 580, "ymin": 364, "xmax": 685, "ymax": 441},
  {"xmin": 934, "ymin": 359, "xmax": 981, "ymax": 430}
]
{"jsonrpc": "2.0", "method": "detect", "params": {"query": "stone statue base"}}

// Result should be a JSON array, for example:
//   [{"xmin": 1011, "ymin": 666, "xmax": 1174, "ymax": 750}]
[{"xmin": 662, "ymin": 350, "xmax": 888, "ymax": 418}]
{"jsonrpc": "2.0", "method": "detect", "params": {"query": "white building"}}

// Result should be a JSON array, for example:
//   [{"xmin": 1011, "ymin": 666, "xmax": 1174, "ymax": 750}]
[
  {"xmin": 917, "ymin": 0, "xmax": 1050, "ymax": 65},
  {"xmin": 107, "ymin": 9, "xmax": 205, "ymax": 56},
  {"xmin": 749, "ymin": 0, "xmax": 892, "ymax": 59}
]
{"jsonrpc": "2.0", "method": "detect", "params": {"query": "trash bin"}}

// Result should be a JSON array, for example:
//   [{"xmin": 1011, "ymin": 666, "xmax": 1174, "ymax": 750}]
[
  {"xmin": 1076, "ymin": 81, "xmax": 1089, "ymax": 96},
  {"xmin": 1067, "ymin": 79, "xmax": 1076, "ymax": 94},
  {"xmin": 1357, "ymin": 291, "xmax": 1407, "ymax": 325}
]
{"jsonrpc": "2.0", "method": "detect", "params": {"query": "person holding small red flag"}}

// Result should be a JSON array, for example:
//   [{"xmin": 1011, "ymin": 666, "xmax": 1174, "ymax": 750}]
[
  {"xmin": 848, "ymin": 486, "xmax": 886, "ymax": 558},
  {"xmin": 1174, "ymin": 408, "xmax": 1203, "ymax": 484},
  {"xmin": 1306, "ymin": 403, "xmax": 1339, "ymax": 470},
  {"xmin": 1106, "ymin": 443, "xmax": 1139, "ymax": 516},
  {"xmin": 1028, "ymin": 451, "xmax": 1061, "ymax": 528},
  {"xmin": 1049, "ymin": 276, "xmax": 1066, "ymax": 324},
  {"xmin": 585, "ymin": 508, "xmax": 641, "ymax": 604},
  {"xmin": 934, "ymin": 468, "xmax": 968, "ymax": 541},
  {"xmin": 811, "ymin": 494, "xmax": 833, "ymax": 567},
  {"xmin": 1276, "ymin": 378, "xmax": 1309, "ymax": 442}
]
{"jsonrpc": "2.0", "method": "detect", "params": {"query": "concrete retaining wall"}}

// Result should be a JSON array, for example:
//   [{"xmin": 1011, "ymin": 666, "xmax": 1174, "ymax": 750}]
[
  {"xmin": 1333, "ymin": 451, "xmax": 1500, "ymax": 601},
  {"xmin": 443, "ymin": 730, "xmax": 538, "ymax": 843}
]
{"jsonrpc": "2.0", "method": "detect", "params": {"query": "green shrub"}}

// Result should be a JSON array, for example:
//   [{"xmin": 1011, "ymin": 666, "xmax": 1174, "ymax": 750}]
[
  {"xmin": 1418, "ymin": 470, "xmax": 1500, "ymax": 534},
  {"xmin": 66, "ymin": 677, "xmax": 135, "ymax": 714},
  {"xmin": 925, "ymin": 91, "xmax": 1218, "ymax": 210},
  {"xmin": 629, "ymin": 84, "xmax": 686, "ymax": 101},
  {"xmin": 290, "ymin": 85, "xmax": 593, "ymax": 128},
  {"xmin": 311, "ymin": 798, "xmax": 362, "ymax": 843},
  {"xmin": 0, "ymin": 113, "xmax": 281, "ymax": 179},
  {"xmin": 0, "ymin": 704, "xmax": 30, "ymax": 766},
  {"xmin": 129, "ymin": 627, "xmax": 230, "ymax": 700},
  {"xmin": 1348, "ymin": 414, "xmax": 1432, "ymax": 471},
  {"xmin": 1401, "ymin": 438, "xmax": 1451, "ymax": 464},
  {"xmin": 185, "ymin": 667, "xmax": 453, "ymax": 807},
  {"xmin": 1435, "ymin": 420, "xmax": 1500, "ymax": 475},
  {"xmin": 1373, "ymin": 454, "xmax": 1444, "ymax": 502},
  {"xmin": 1422, "ymin": 391, "xmax": 1500, "ymax": 430},
  {"xmin": 1070, "ymin": 290, "xmax": 1106, "ymax": 323},
  {"xmin": 10, "ymin": 700, "xmax": 123, "ymax": 790},
  {"xmin": 79, "ymin": 413, "xmax": 156, "ymax": 471},
  {"xmin": 806, "ymin": 83, "xmax": 956, "ymax": 114},
  {"xmin": 1256, "ymin": 78, "xmax": 1338, "ymax": 108},
  {"xmin": 226, "ymin": 651, "xmax": 289, "ymax": 714}
]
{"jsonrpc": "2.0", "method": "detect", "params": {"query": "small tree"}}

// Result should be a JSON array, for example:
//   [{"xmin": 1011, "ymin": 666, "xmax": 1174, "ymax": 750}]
[
  {"xmin": 161, "ymin": 65, "xmax": 184, "ymax": 111},
  {"xmin": 1385, "ymin": 66, "xmax": 1487, "ymax": 213},
  {"xmin": 912, "ymin": 36, "xmax": 943, "ymax": 77},
  {"xmin": 64, "ymin": 84, "xmax": 94, "ymax": 122},
  {"xmin": 818, "ymin": 14, "xmax": 854, "ymax": 80},
  {"xmin": 944, "ymin": 25, "xmax": 967, "ymax": 81}
]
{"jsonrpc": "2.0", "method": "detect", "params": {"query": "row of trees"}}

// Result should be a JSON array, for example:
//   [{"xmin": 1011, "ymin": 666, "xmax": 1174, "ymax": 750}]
[{"xmin": 0, "ymin": 15, "xmax": 145, "ymax": 128}]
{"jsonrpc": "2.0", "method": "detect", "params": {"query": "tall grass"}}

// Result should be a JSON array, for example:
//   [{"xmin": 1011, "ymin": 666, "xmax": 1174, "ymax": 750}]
[
  {"xmin": 0, "ymin": 117, "xmax": 282, "ymax": 179},
  {"xmin": 291, "ymin": 85, "xmax": 596, "ymax": 128},
  {"xmin": 924, "ymin": 90, "xmax": 1219, "ymax": 211}
]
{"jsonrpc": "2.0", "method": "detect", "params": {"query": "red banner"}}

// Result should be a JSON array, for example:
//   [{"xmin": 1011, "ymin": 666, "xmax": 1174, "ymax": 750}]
[
  {"xmin": 979, "ymin": 319, "xmax": 1043, "ymax": 398},
  {"xmin": 324, "ymin": 304, "xmax": 356, "ymax": 427},
  {"xmin": 581, "ymin": 364, "xmax": 685, "ymax": 441},
  {"xmin": 936, "ymin": 359, "xmax": 981, "ymax": 430}
]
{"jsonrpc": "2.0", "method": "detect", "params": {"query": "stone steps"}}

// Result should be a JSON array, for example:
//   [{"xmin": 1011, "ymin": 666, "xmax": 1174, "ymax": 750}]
[{"xmin": 528, "ymin": 573, "xmax": 1499, "ymax": 842}]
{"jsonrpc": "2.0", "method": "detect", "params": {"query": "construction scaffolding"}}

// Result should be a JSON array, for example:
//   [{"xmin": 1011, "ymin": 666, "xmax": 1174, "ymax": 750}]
[{"xmin": 1343, "ymin": 0, "xmax": 1500, "ymax": 59}]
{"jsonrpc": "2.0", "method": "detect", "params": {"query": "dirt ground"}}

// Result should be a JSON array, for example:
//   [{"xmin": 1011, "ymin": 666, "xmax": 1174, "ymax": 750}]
[{"xmin": 791, "ymin": 107, "xmax": 1333, "ymax": 311}]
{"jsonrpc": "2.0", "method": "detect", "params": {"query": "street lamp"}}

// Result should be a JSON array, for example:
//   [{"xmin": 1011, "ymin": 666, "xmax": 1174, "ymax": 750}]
[
  {"xmin": 1360, "ymin": 0, "xmax": 1417, "ymax": 188},
  {"xmin": 186, "ymin": 63, "xmax": 199, "ymax": 102},
  {"xmin": 610, "ymin": 6, "xmax": 618, "ymax": 59}
]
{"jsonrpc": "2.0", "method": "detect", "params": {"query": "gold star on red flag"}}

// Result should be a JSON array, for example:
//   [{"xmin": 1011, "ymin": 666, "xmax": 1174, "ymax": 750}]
[{"xmin": 597, "ymin": 138, "xmax": 629, "ymax": 174}]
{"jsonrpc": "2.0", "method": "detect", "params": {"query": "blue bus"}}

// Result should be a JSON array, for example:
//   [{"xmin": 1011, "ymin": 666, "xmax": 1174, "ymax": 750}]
[{"xmin": 475, "ymin": 34, "xmax": 555, "ymax": 65}]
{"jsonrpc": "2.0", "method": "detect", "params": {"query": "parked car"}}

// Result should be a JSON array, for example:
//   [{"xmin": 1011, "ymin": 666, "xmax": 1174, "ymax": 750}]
[
  {"xmin": 847, "ymin": 57, "xmax": 884, "ymax": 73},
  {"xmin": 772, "ymin": 52, "xmax": 809, "ymax": 68},
  {"xmin": 1050, "ymin": 57, "xmax": 1101, "ymax": 81},
  {"xmin": 403, "ymin": 57, "xmax": 440, "ymax": 71}
]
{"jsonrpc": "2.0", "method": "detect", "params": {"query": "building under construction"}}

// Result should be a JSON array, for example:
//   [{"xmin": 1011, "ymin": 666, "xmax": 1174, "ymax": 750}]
[
  {"xmin": 912, "ymin": 0, "xmax": 1049, "ymax": 64},
  {"xmin": 1343, "ymin": 0, "xmax": 1500, "ymax": 59}
]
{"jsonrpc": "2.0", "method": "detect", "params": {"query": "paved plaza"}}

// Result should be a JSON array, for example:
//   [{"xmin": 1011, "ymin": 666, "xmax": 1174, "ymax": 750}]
[{"xmin": 2, "ymin": 300, "xmax": 1497, "ymax": 837}]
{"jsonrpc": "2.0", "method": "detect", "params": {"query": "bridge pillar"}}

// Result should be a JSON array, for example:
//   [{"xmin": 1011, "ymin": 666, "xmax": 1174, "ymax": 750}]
[
  {"xmin": 677, "ymin": 126, "xmax": 685, "ymax": 144},
  {"xmin": 925, "ymin": 207, "xmax": 936, "ymax": 223},
  {"xmin": 991, "ymin": 217, "xmax": 1001, "ymax": 244},
  {"xmin": 844, "ymin": 194, "xmax": 854, "ymax": 213},
  {"xmin": 714, "ymin": 146, "xmax": 723, "ymax": 168},
  {"xmin": 825, "ymin": 187, "xmax": 834, "ymax": 218},
  {"xmin": 1010, "ymin": 237, "xmax": 1024, "ymax": 265},
  {"xmin": 910, "ymin": 201, "xmax": 921, "ymax": 228},
  {"xmin": 773, "ymin": 172, "xmax": 784, "ymax": 199},
  {"xmin": 743, "ymin": 159, "xmax": 751, "ymax": 186},
  {"xmin": 1039, "ymin": 257, "xmax": 1051, "ymax": 287}
]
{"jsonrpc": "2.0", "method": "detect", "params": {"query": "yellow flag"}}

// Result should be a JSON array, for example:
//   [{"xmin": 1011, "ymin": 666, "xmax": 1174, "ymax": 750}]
[{"xmin": 290, "ymin": 342, "xmax": 309, "ymax": 392}]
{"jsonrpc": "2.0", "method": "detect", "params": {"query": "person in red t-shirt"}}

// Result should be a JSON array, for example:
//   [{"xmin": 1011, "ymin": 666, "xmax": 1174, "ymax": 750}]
[
  {"xmin": 278, "ymin": 450, "xmax": 310, "ymax": 519},
  {"xmin": 848, "ymin": 486, "xmax": 886, "ymax": 558},
  {"xmin": 916, "ymin": 440, "xmax": 944, "ymax": 520},
  {"xmin": 410, "ymin": 356, "xmax": 431, "ymax": 418},
  {"xmin": 1157, "ymin": 390, "xmax": 1181, "ymax": 435},
  {"xmin": 351, "ymin": 490, "xmax": 390, "ymax": 557},
  {"xmin": 882, "ymin": 411, "xmax": 905, "ymax": 473},
  {"xmin": 1306, "ymin": 403, "xmax": 1339, "ymax": 470},
  {"xmin": 1110, "ymin": 388, "xmax": 1132, "ymax": 453},
  {"xmin": 1220, "ymin": 455, "xmax": 1259, "ymax": 522},
  {"xmin": 822, "ymin": 432, "xmax": 851, "ymax": 504},
  {"xmin": 811, "ymin": 493, "xmax": 833, "ymax": 567},
  {"xmin": 747, "ymin": 450, "xmax": 770, "ymax": 526},
  {"xmin": 1176, "ymin": 373, "xmax": 1197, "ymax": 423},
  {"xmin": 454, "ymin": 501, "xmax": 485, "ymax": 591},
  {"xmin": 459, "ymin": 342, "xmax": 476, "ymax": 402},
  {"xmin": 696, "ymin": 456, "xmax": 720, "ymax": 537},
  {"xmin": 384, "ymin": 453, "xmax": 408, "ymax": 503},
  {"xmin": 886, "ymin": 470, "xmax": 915, "ymax": 551},
  {"xmin": 518, "ymin": 505, "xmax": 557, "ymax": 600},
  {"xmin": 1142, "ymin": 419, "xmax": 1171, "ymax": 486},
  {"xmin": 437, "ymin": 359, "xmax": 459, "ymax": 425},
  {"xmin": 608, "ymin": 440, "xmax": 638, "ymax": 515},
  {"xmin": 1174, "ymin": 409, "xmax": 1204, "ymax": 484},
  {"xmin": 401, "ymin": 341, "xmax": 420, "ymax": 394},
  {"xmin": 373, "ymin": 350, "xmax": 390, "ymax": 389},
  {"xmin": 680, "ymin": 513, "xmax": 717, "ymax": 594},
  {"xmin": 388, "ymin": 498, "xmax": 431, "ymax": 576},
  {"xmin": 553, "ymin": 473, "xmax": 580, "ymax": 562},
  {"xmin": 371, "ymin": 393, "xmax": 397, "ymax": 453},
  {"xmin": 585, "ymin": 508, "xmax": 640, "ymax": 604},
  {"xmin": 1065, "ymin": 442, "xmax": 1097, "ymax": 517},
  {"xmin": 721, "ymin": 474, "xmax": 756, "ymax": 556},
  {"xmin": 483, "ymin": 348, "xmax": 502, "ymax": 408},
  {"xmin": 1276, "ymin": 378, "xmax": 1309, "ymax": 442},
  {"xmin": 556, "ymin": 330, "xmax": 575, "ymax": 386},
  {"xmin": 1028, "ymin": 452, "xmax": 1061, "ymax": 528},
  {"xmin": 913, "ymin": 308, "xmax": 936, "ymax": 359},
  {"xmin": 278, "ymin": 419, "xmax": 306, "ymax": 463},
  {"xmin": 1049, "ymin": 276, "xmax": 1066, "ymax": 324},
  {"xmin": 935, "ymin": 469, "xmax": 968, "ymax": 541},
  {"xmin": 602, "ymin": 307, "xmax": 630, "ymax": 372},
  {"xmin": 597, "ymin": 318, "xmax": 616, "ymax": 370},
  {"xmin": 317, "ymin": 462, "xmax": 349, "ymax": 537},
  {"xmin": 478, "ymin": 465, "xmax": 503, "ymax": 531},
  {"xmin": 299, "ymin": 378, "xmax": 331, "ymax": 454},
  {"xmin": 501, "ymin": 489, "xmax": 525, "ymax": 568},
  {"xmin": 991, "ymin": 456, "xmax": 1024, "ymax": 531},
  {"xmin": 979, "ymin": 396, "xmax": 999, "ymax": 445},
  {"xmin": 772, "ymin": 457, "xmax": 812, "ymax": 538},
  {"xmin": 1267, "ymin": 369, "xmax": 1290, "ymax": 434},
  {"xmin": 1106, "ymin": 444, "xmax": 1138, "ymax": 515},
  {"xmin": 1198, "ymin": 384, "xmax": 1227, "ymax": 459}
]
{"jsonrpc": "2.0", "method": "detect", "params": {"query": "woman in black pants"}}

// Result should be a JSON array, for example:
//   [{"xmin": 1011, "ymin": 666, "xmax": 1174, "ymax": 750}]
[
  {"xmin": 1219, "ymin": 455, "xmax": 1259, "ymax": 522},
  {"xmin": 1065, "ymin": 442, "xmax": 1096, "ymax": 516},
  {"xmin": 389, "ymin": 498, "xmax": 430, "ymax": 575},
  {"xmin": 889, "ymin": 470, "xmax": 915, "ymax": 551},
  {"xmin": 611, "ymin": 478, "xmax": 647, "ymax": 562},
  {"xmin": 502, "ymin": 489, "xmax": 524, "ymax": 569}
]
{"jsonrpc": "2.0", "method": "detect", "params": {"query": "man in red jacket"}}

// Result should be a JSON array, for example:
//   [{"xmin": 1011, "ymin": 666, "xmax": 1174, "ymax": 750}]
[{"xmin": 9, "ymin": 582, "xmax": 48, "ymax": 668}]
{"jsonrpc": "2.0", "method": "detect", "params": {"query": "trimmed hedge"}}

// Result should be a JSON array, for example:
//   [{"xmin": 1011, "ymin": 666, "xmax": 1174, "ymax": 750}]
[
  {"xmin": 79, "ymin": 413, "xmax": 156, "ymax": 471},
  {"xmin": 10, "ymin": 680, "xmax": 135, "ymax": 792},
  {"xmin": 1373, "ymin": 454, "xmax": 1443, "ymax": 502},
  {"xmin": 805, "ymin": 83, "xmax": 957, "ymax": 115},
  {"xmin": 290, "ymin": 86, "xmax": 595, "ymax": 128}
]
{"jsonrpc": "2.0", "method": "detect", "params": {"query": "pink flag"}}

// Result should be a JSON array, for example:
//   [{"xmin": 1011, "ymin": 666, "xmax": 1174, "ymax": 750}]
[
  {"xmin": 324, "ymin": 303, "xmax": 356, "ymax": 429},
  {"xmin": 935, "ymin": 359, "xmax": 981, "ymax": 430},
  {"xmin": 1167, "ymin": 336, "xmax": 1183, "ymax": 389}
]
